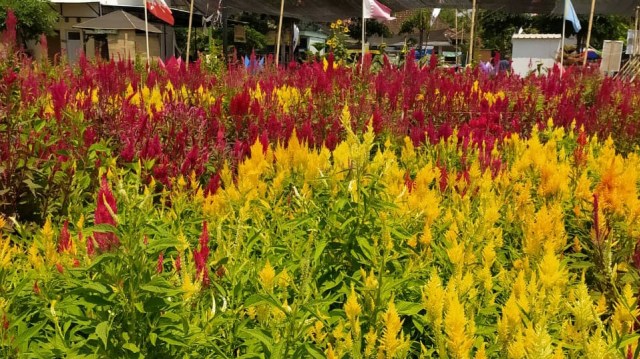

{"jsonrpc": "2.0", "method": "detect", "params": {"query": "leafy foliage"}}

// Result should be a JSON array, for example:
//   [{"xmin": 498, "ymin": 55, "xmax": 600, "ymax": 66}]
[{"xmin": 0, "ymin": 0, "xmax": 58, "ymax": 42}]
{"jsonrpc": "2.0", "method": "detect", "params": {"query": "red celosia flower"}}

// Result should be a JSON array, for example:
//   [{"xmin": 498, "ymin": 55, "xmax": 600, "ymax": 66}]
[
  {"xmin": 86, "ymin": 235, "xmax": 95, "ymax": 256},
  {"xmin": 174, "ymin": 255, "xmax": 181, "ymax": 272},
  {"xmin": 56, "ymin": 263, "xmax": 64, "ymax": 274},
  {"xmin": 216, "ymin": 265, "xmax": 226, "ymax": 278},
  {"xmin": 58, "ymin": 220, "xmax": 71, "ymax": 253},
  {"xmin": 404, "ymin": 171, "xmax": 415, "ymax": 193},
  {"xmin": 438, "ymin": 165, "xmax": 448, "ymax": 193},
  {"xmin": 205, "ymin": 173, "xmax": 221, "ymax": 197},
  {"xmin": 93, "ymin": 176, "xmax": 119, "ymax": 252},
  {"xmin": 2, "ymin": 10, "xmax": 17, "ymax": 46},
  {"xmin": 157, "ymin": 252, "xmax": 164, "ymax": 274},
  {"xmin": 193, "ymin": 222, "xmax": 210, "ymax": 286},
  {"xmin": 33, "ymin": 281, "xmax": 40, "ymax": 295}
]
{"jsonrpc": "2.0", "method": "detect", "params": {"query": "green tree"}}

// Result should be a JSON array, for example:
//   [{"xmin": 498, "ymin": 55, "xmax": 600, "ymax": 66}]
[
  {"xmin": 478, "ymin": 10, "xmax": 532, "ymax": 55},
  {"xmin": 0, "ymin": 0, "xmax": 58, "ymax": 44},
  {"xmin": 399, "ymin": 9, "xmax": 433, "ymax": 51},
  {"xmin": 533, "ymin": 14, "xmax": 630, "ymax": 51},
  {"xmin": 348, "ymin": 18, "xmax": 391, "ymax": 40}
]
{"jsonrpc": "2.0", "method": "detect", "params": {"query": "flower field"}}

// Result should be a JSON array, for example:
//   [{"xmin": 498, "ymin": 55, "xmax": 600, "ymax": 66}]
[{"xmin": 3, "ymin": 16, "xmax": 640, "ymax": 358}]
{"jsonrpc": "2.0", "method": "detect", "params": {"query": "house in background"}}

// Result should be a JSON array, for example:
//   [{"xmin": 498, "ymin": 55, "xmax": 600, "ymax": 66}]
[
  {"xmin": 74, "ymin": 10, "xmax": 162, "ymax": 60},
  {"xmin": 39, "ymin": 0, "xmax": 199, "ymax": 63}
]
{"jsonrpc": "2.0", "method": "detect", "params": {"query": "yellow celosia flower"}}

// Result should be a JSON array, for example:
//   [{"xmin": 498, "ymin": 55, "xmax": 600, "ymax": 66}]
[
  {"xmin": 0, "ymin": 236, "xmax": 17, "ymax": 269},
  {"xmin": 444, "ymin": 292, "xmax": 473, "ymax": 359},
  {"xmin": 41, "ymin": 217, "xmax": 58, "ymax": 265},
  {"xmin": 379, "ymin": 297, "xmax": 407, "ymax": 358},
  {"xmin": 344, "ymin": 284, "xmax": 361, "ymax": 322},
  {"xmin": 612, "ymin": 283, "xmax": 639, "ymax": 333},
  {"xmin": 258, "ymin": 260, "xmax": 276, "ymax": 292},
  {"xmin": 181, "ymin": 273, "xmax": 201, "ymax": 301},
  {"xmin": 326, "ymin": 343, "xmax": 337, "ymax": 359},
  {"xmin": 274, "ymin": 85, "xmax": 302, "ymax": 114},
  {"xmin": 28, "ymin": 244, "xmax": 44, "ymax": 270},
  {"xmin": 364, "ymin": 327, "xmax": 378, "ymax": 356},
  {"xmin": 423, "ymin": 274, "xmax": 445, "ymax": 328},
  {"xmin": 538, "ymin": 250, "xmax": 567, "ymax": 289}
]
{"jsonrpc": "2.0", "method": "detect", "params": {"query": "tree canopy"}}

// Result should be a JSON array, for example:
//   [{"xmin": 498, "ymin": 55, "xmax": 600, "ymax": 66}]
[{"xmin": 0, "ymin": 0, "xmax": 58, "ymax": 43}]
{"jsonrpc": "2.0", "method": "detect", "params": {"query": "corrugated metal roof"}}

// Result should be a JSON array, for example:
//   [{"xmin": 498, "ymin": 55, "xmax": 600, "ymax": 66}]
[{"xmin": 74, "ymin": 10, "xmax": 162, "ymax": 33}]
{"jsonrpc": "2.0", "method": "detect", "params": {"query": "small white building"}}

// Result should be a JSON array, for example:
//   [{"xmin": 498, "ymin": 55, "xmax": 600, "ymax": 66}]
[
  {"xmin": 511, "ymin": 34, "xmax": 562, "ymax": 76},
  {"xmin": 298, "ymin": 30, "xmax": 327, "ymax": 54}
]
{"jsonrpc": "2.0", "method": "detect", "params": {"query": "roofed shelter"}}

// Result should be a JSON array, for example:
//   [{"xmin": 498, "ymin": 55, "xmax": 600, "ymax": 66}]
[
  {"xmin": 74, "ymin": 10, "xmax": 162, "ymax": 60},
  {"xmin": 198, "ymin": 0, "xmax": 639, "ymax": 22}
]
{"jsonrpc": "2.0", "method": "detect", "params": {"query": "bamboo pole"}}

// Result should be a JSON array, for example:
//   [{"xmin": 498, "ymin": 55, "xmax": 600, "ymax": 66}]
[
  {"xmin": 455, "ymin": 8, "xmax": 459, "ymax": 67},
  {"xmin": 560, "ymin": 0, "xmax": 567, "ymax": 75},
  {"xmin": 275, "ymin": 0, "xmax": 285, "ymax": 66},
  {"xmin": 186, "ymin": 0, "xmax": 195, "ymax": 69},
  {"xmin": 144, "ymin": 0, "xmax": 150, "ymax": 66},
  {"xmin": 633, "ymin": 6, "xmax": 640, "ymax": 55},
  {"xmin": 468, "ymin": 0, "xmax": 476, "ymax": 66},
  {"xmin": 362, "ymin": 7, "xmax": 366, "ymax": 65},
  {"xmin": 583, "ymin": 0, "xmax": 596, "ymax": 66}
]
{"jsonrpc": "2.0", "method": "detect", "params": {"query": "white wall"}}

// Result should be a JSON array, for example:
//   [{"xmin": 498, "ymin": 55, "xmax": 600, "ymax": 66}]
[{"xmin": 511, "ymin": 37, "xmax": 561, "ymax": 76}]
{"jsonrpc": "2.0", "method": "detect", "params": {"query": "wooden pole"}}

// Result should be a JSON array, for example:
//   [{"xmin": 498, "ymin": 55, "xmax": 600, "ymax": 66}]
[
  {"xmin": 360, "ymin": 5, "xmax": 367, "ymax": 65},
  {"xmin": 143, "ymin": 0, "xmax": 150, "ymax": 66},
  {"xmin": 633, "ymin": 6, "xmax": 640, "ymax": 55},
  {"xmin": 469, "ymin": 0, "xmax": 477, "ymax": 66},
  {"xmin": 455, "ymin": 8, "xmax": 459, "ymax": 67},
  {"xmin": 186, "ymin": 0, "xmax": 195, "ymax": 69},
  {"xmin": 560, "ymin": 0, "xmax": 567, "ymax": 75},
  {"xmin": 583, "ymin": 0, "xmax": 596, "ymax": 66},
  {"xmin": 275, "ymin": 0, "xmax": 285, "ymax": 67}
]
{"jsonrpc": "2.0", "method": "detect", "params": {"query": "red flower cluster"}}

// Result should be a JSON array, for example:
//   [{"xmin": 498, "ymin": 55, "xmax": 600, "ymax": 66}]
[
  {"xmin": 92, "ymin": 177, "xmax": 119, "ymax": 252},
  {"xmin": 193, "ymin": 222, "xmax": 210, "ymax": 287}
]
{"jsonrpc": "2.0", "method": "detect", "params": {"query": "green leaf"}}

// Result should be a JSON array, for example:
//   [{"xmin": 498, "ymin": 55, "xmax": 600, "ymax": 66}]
[
  {"xmin": 617, "ymin": 333, "xmax": 640, "ymax": 349},
  {"xmin": 395, "ymin": 301, "xmax": 424, "ymax": 316},
  {"xmin": 355, "ymin": 236, "xmax": 373, "ymax": 260},
  {"xmin": 123, "ymin": 342, "xmax": 140, "ymax": 353},
  {"xmin": 89, "ymin": 143, "xmax": 111, "ymax": 153},
  {"xmin": 159, "ymin": 336, "xmax": 187, "ymax": 347},
  {"xmin": 303, "ymin": 344, "xmax": 325, "ymax": 359},
  {"xmin": 95, "ymin": 321, "xmax": 109, "ymax": 348},
  {"xmin": 16, "ymin": 321, "xmax": 47, "ymax": 345},
  {"xmin": 149, "ymin": 332, "xmax": 157, "ymax": 346},
  {"xmin": 239, "ymin": 328, "xmax": 273, "ymax": 355},
  {"xmin": 313, "ymin": 239, "xmax": 328, "ymax": 264}
]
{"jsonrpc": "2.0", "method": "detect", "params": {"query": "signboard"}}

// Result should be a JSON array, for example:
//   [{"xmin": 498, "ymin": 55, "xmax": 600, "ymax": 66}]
[
  {"xmin": 600, "ymin": 40, "xmax": 623, "ymax": 74},
  {"xmin": 234, "ymin": 25, "xmax": 246, "ymax": 43},
  {"xmin": 627, "ymin": 30, "xmax": 638, "ymax": 55}
]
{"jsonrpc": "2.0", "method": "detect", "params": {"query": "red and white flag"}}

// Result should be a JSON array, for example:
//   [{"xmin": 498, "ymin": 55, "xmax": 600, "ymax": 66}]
[
  {"xmin": 363, "ymin": 0, "xmax": 395, "ymax": 21},
  {"xmin": 146, "ymin": 0, "xmax": 174, "ymax": 26}
]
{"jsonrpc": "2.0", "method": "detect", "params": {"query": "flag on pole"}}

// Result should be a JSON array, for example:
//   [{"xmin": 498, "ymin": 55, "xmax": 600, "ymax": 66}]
[
  {"xmin": 430, "ymin": 8, "xmax": 441, "ymax": 27},
  {"xmin": 363, "ymin": 0, "xmax": 395, "ymax": 21},
  {"xmin": 146, "ymin": 0, "xmax": 174, "ymax": 26},
  {"xmin": 564, "ymin": 0, "xmax": 581, "ymax": 33}
]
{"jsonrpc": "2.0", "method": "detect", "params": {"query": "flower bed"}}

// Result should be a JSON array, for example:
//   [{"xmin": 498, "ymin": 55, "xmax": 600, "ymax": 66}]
[{"xmin": 2, "ymin": 13, "xmax": 640, "ymax": 358}]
